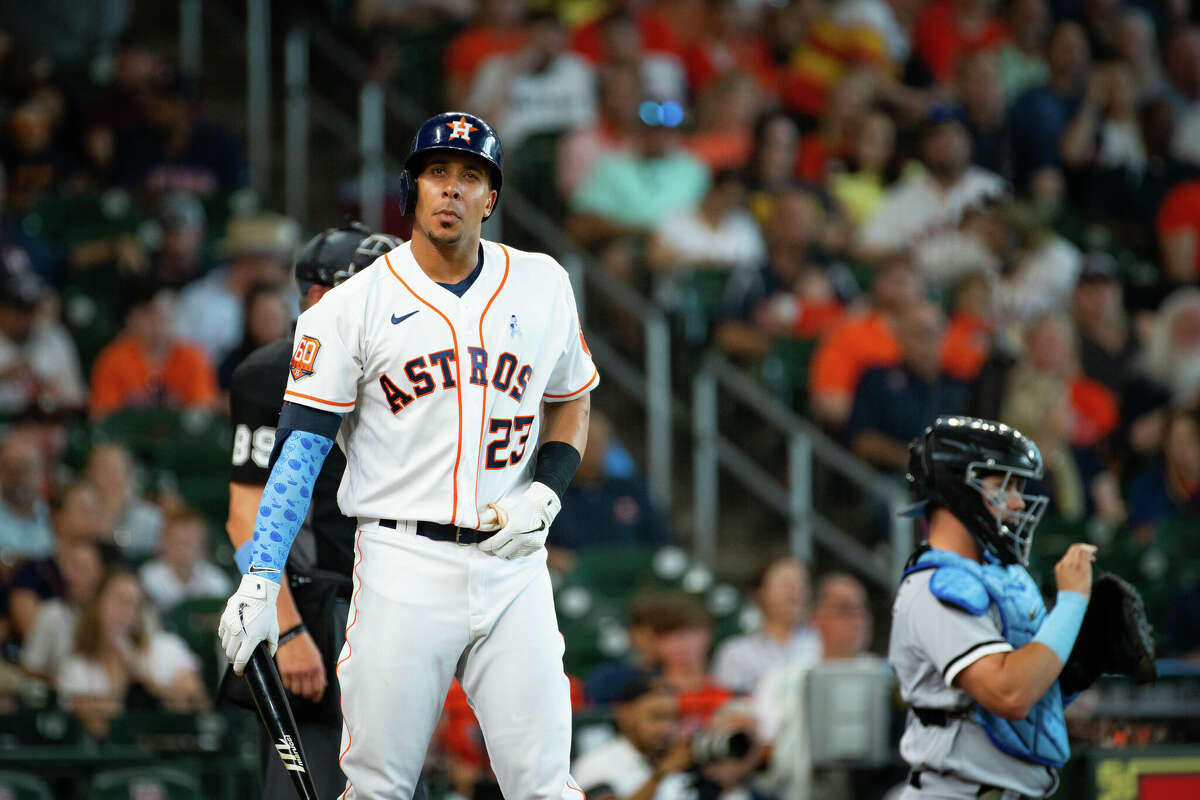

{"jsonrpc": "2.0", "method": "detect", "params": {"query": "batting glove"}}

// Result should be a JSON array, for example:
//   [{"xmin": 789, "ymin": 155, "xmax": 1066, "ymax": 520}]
[
  {"xmin": 478, "ymin": 481, "xmax": 561, "ymax": 559},
  {"xmin": 218, "ymin": 573, "xmax": 281, "ymax": 674}
]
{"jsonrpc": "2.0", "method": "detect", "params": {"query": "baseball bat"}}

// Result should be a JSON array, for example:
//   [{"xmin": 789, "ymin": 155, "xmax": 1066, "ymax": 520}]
[{"xmin": 244, "ymin": 641, "xmax": 321, "ymax": 800}]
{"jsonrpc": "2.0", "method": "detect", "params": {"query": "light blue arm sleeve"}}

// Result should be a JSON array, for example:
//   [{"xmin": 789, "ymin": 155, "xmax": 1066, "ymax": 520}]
[{"xmin": 246, "ymin": 430, "xmax": 334, "ymax": 583}]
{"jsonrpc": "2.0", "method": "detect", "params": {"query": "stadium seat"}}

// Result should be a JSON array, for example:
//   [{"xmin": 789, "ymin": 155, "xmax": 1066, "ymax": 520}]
[
  {"xmin": 0, "ymin": 771, "xmax": 54, "ymax": 800},
  {"xmin": 164, "ymin": 597, "xmax": 228, "ymax": 691},
  {"xmin": 86, "ymin": 766, "xmax": 202, "ymax": 800},
  {"xmin": 761, "ymin": 336, "xmax": 819, "ymax": 411},
  {"xmin": 0, "ymin": 709, "xmax": 84, "ymax": 747},
  {"xmin": 566, "ymin": 547, "xmax": 662, "ymax": 604}
]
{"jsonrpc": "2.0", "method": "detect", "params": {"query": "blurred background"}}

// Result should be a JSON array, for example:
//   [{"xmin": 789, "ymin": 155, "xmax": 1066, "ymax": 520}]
[{"xmin": 0, "ymin": 0, "xmax": 1198, "ymax": 797}]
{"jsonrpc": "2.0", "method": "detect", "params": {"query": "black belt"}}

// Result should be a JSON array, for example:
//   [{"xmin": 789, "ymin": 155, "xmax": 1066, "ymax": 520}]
[
  {"xmin": 908, "ymin": 771, "xmax": 1032, "ymax": 799},
  {"xmin": 379, "ymin": 519, "xmax": 496, "ymax": 545},
  {"xmin": 912, "ymin": 706, "xmax": 971, "ymax": 726}
]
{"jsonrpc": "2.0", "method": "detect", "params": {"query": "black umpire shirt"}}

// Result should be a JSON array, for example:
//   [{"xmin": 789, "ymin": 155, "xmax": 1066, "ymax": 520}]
[{"xmin": 229, "ymin": 336, "xmax": 355, "ymax": 576}]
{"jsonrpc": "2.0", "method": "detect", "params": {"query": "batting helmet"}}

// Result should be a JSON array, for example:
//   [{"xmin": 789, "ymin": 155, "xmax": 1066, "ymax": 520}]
[
  {"xmin": 295, "ymin": 221, "xmax": 377, "ymax": 289},
  {"xmin": 905, "ymin": 416, "xmax": 1049, "ymax": 565},
  {"xmin": 398, "ymin": 112, "xmax": 503, "ymax": 219}
]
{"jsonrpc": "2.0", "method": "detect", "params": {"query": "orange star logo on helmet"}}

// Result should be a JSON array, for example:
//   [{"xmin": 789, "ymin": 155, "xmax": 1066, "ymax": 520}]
[{"xmin": 446, "ymin": 116, "xmax": 478, "ymax": 142}]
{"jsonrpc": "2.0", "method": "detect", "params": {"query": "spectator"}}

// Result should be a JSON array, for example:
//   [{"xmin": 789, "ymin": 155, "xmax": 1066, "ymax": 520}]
[
  {"xmin": 154, "ymin": 191, "xmax": 209, "ymax": 290},
  {"xmin": 797, "ymin": 70, "xmax": 876, "ymax": 186},
  {"xmin": 3, "ymin": 94, "xmax": 71, "ymax": 215},
  {"xmin": 754, "ymin": 573, "xmax": 880, "ymax": 800},
  {"xmin": 685, "ymin": 72, "xmax": 762, "ymax": 171},
  {"xmin": 8, "ymin": 481, "xmax": 107, "ymax": 641},
  {"xmin": 1001, "ymin": 371, "xmax": 1086, "ymax": 521},
  {"xmin": 1060, "ymin": 62, "xmax": 1146, "ymax": 184},
  {"xmin": 1071, "ymin": 253, "xmax": 1137, "ymax": 396},
  {"xmin": 1128, "ymin": 408, "xmax": 1200, "ymax": 541},
  {"xmin": 712, "ymin": 556, "xmax": 820, "ymax": 695},
  {"xmin": 1156, "ymin": 178, "xmax": 1200, "ymax": 285},
  {"xmin": 109, "ymin": 66, "xmax": 249, "ymax": 197},
  {"xmin": 464, "ymin": 11, "xmax": 597, "ymax": 150},
  {"xmin": 0, "ymin": 260, "xmax": 87, "ymax": 417},
  {"xmin": 21, "ymin": 539, "xmax": 102, "ymax": 685},
  {"xmin": 0, "ymin": 428, "xmax": 53, "ymax": 563},
  {"xmin": 808, "ymin": 255, "xmax": 924, "ymax": 430},
  {"xmin": 568, "ymin": 114, "xmax": 709, "ymax": 246},
  {"xmin": 571, "ymin": 0, "xmax": 689, "ymax": 73},
  {"xmin": 650, "ymin": 591, "xmax": 732, "ymax": 731},
  {"xmin": 743, "ymin": 111, "xmax": 800, "ymax": 223},
  {"xmin": 218, "ymin": 282, "xmax": 290, "ymax": 389},
  {"xmin": 85, "ymin": 443, "xmax": 163, "ymax": 559},
  {"xmin": 549, "ymin": 410, "xmax": 672, "ymax": 555},
  {"xmin": 89, "ymin": 279, "xmax": 218, "ymax": 420},
  {"xmin": 1165, "ymin": 27, "xmax": 1200, "ymax": 167},
  {"xmin": 1138, "ymin": 288, "xmax": 1200, "ymax": 409},
  {"xmin": 58, "ymin": 569, "xmax": 208, "ymax": 738},
  {"xmin": 941, "ymin": 271, "xmax": 995, "ymax": 383},
  {"xmin": 442, "ymin": 0, "xmax": 528, "ymax": 108},
  {"xmin": 846, "ymin": 301, "xmax": 969, "ymax": 472},
  {"xmin": 582, "ymin": 8, "xmax": 688, "ymax": 103},
  {"xmin": 586, "ymin": 590, "xmax": 675, "ymax": 707},
  {"xmin": 956, "ymin": 49, "xmax": 1013, "ymax": 181},
  {"xmin": 556, "ymin": 64, "xmax": 641, "ymax": 199},
  {"xmin": 832, "ymin": 0, "xmax": 916, "ymax": 68},
  {"xmin": 139, "ymin": 509, "xmax": 231, "ymax": 614},
  {"xmin": 647, "ymin": 169, "xmax": 765, "ymax": 280},
  {"xmin": 176, "ymin": 212, "xmax": 300, "ymax": 364},
  {"xmin": 1009, "ymin": 20, "xmax": 1090, "ymax": 191},
  {"xmin": 912, "ymin": 0, "xmax": 1009, "ymax": 85},
  {"xmin": 855, "ymin": 111, "xmax": 1006, "ymax": 277},
  {"xmin": 998, "ymin": 0, "xmax": 1050, "ymax": 99},
  {"xmin": 990, "ymin": 202, "xmax": 1083, "ymax": 324},
  {"xmin": 828, "ymin": 109, "xmax": 899, "ymax": 226},
  {"xmin": 1115, "ymin": 7, "xmax": 1167, "ymax": 101},
  {"xmin": 716, "ymin": 186, "xmax": 848, "ymax": 361},
  {"xmin": 571, "ymin": 674, "xmax": 696, "ymax": 799},
  {"xmin": 683, "ymin": 0, "xmax": 777, "ymax": 96}
]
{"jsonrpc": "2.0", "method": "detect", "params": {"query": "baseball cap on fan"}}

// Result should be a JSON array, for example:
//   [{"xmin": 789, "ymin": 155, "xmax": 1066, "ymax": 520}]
[
  {"xmin": 159, "ymin": 191, "xmax": 205, "ymax": 230},
  {"xmin": 220, "ymin": 212, "xmax": 301, "ymax": 259},
  {"xmin": 1077, "ymin": 252, "xmax": 1118, "ymax": 284}
]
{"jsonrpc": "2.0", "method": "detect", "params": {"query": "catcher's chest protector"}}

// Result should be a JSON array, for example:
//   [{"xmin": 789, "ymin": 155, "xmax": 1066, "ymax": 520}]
[{"xmin": 905, "ymin": 550, "xmax": 1070, "ymax": 767}]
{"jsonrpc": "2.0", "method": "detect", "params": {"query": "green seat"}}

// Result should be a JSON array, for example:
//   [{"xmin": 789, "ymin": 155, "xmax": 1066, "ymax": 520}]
[
  {"xmin": 164, "ymin": 597, "xmax": 228, "ymax": 691},
  {"xmin": 0, "ymin": 770, "xmax": 54, "ymax": 800},
  {"xmin": 677, "ymin": 269, "xmax": 734, "ymax": 345},
  {"xmin": 568, "ymin": 547, "xmax": 662, "ymax": 604},
  {"xmin": 0, "ymin": 709, "xmax": 84, "ymax": 747},
  {"xmin": 508, "ymin": 131, "xmax": 567, "ymax": 221},
  {"xmin": 761, "ymin": 336, "xmax": 819, "ymax": 411},
  {"xmin": 87, "ymin": 766, "xmax": 202, "ymax": 800}
]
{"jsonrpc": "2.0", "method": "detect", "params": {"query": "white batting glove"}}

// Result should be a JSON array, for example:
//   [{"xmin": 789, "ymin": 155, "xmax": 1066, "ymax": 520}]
[
  {"xmin": 218, "ymin": 573, "xmax": 281, "ymax": 674},
  {"xmin": 478, "ymin": 482, "xmax": 561, "ymax": 559}
]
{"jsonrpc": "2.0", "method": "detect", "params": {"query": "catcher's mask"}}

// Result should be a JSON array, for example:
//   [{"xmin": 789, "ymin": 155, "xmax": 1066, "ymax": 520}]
[{"xmin": 904, "ymin": 416, "xmax": 1049, "ymax": 565}]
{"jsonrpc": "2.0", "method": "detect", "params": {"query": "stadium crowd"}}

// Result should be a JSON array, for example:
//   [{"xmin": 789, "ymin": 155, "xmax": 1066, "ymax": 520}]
[{"xmin": 0, "ymin": 0, "xmax": 1199, "ymax": 796}]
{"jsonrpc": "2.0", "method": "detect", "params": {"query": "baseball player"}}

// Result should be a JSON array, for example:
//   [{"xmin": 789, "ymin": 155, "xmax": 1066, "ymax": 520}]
[
  {"xmin": 889, "ymin": 416, "xmax": 1095, "ymax": 799},
  {"xmin": 218, "ymin": 111, "xmax": 597, "ymax": 799},
  {"xmin": 223, "ymin": 222, "xmax": 404, "ymax": 799}
]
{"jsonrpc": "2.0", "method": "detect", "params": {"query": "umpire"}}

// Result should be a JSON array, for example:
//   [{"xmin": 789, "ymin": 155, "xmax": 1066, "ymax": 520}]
[
  {"xmin": 224, "ymin": 222, "xmax": 401, "ymax": 799},
  {"xmin": 888, "ymin": 416, "xmax": 1096, "ymax": 799}
]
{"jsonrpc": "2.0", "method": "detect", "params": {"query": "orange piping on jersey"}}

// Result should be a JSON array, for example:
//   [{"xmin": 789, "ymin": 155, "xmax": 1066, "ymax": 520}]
[
  {"xmin": 473, "ymin": 244, "xmax": 511, "ymax": 526},
  {"xmin": 566, "ymin": 779, "xmax": 587, "ymax": 800},
  {"xmin": 284, "ymin": 389, "xmax": 356, "ymax": 408},
  {"xmin": 544, "ymin": 366, "xmax": 598, "ymax": 400},
  {"xmin": 337, "ymin": 528, "xmax": 365, "ymax": 798},
  {"xmin": 386, "ymin": 252, "xmax": 464, "ymax": 525}
]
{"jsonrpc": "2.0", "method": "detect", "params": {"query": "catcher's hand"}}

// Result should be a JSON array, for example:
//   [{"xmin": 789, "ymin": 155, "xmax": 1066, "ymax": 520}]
[
  {"xmin": 478, "ymin": 482, "xmax": 560, "ymax": 559},
  {"xmin": 1058, "ymin": 571, "xmax": 1156, "ymax": 696}
]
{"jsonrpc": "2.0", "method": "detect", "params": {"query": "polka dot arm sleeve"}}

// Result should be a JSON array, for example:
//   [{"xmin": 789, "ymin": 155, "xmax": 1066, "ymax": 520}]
[{"xmin": 246, "ymin": 429, "xmax": 333, "ymax": 583}]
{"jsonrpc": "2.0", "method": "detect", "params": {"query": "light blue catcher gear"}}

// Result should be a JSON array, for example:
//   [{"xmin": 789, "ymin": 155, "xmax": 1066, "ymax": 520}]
[{"xmin": 904, "ymin": 548, "xmax": 1070, "ymax": 768}]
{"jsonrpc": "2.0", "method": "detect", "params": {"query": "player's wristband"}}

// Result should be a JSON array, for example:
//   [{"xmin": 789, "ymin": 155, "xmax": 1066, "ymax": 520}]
[
  {"xmin": 1033, "ymin": 590, "xmax": 1088, "ymax": 664},
  {"xmin": 278, "ymin": 624, "xmax": 308, "ymax": 647},
  {"xmin": 533, "ymin": 441, "xmax": 581, "ymax": 500},
  {"xmin": 234, "ymin": 540, "xmax": 254, "ymax": 573}
]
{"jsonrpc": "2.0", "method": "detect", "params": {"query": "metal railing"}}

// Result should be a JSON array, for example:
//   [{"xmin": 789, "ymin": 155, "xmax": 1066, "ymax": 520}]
[{"xmin": 694, "ymin": 353, "xmax": 912, "ymax": 589}]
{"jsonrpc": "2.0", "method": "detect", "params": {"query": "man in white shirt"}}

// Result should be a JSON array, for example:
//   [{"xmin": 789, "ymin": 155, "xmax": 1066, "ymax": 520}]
[
  {"xmin": 571, "ymin": 674, "xmax": 695, "ymax": 800},
  {"xmin": 712, "ymin": 556, "xmax": 821, "ymax": 694},
  {"xmin": 465, "ymin": 11, "xmax": 596, "ymax": 150},
  {"xmin": 139, "ymin": 509, "xmax": 232, "ymax": 613},
  {"xmin": 856, "ymin": 110, "xmax": 1007, "ymax": 284}
]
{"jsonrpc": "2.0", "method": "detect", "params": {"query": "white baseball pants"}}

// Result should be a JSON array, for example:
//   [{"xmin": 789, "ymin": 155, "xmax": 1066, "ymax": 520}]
[{"xmin": 336, "ymin": 522, "xmax": 583, "ymax": 800}]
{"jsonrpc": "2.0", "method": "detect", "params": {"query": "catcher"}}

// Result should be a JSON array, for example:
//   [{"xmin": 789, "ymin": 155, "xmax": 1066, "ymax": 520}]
[{"xmin": 888, "ymin": 416, "xmax": 1155, "ymax": 799}]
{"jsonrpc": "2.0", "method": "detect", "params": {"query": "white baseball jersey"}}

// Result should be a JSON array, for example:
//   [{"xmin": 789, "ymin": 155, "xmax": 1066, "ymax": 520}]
[{"xmin": 283, "ymin": 238, "xmax": 598, "ymax": 526}]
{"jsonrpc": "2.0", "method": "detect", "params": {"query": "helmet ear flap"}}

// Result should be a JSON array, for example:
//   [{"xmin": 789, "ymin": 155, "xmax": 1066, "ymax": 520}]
[{"xmin": 399, "ymin": 169, "xmax": 415, "ymax": 215}]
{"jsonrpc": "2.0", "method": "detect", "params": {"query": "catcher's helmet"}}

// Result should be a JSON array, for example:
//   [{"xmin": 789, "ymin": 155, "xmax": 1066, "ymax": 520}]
[
  {"xmin": 295, "ymin": 221, "xmax": 391, "ymax": 289},
  {"xmin": 398, "ymin": 112, "xmax": 503, "ymax": 219},
  {"xmin": 335, "ymin": 231, "xmax": 404, "ymax": 286},
  {"xmin": 905, "ymin": 416, "xmax": 1049, "ymax": 565}
]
